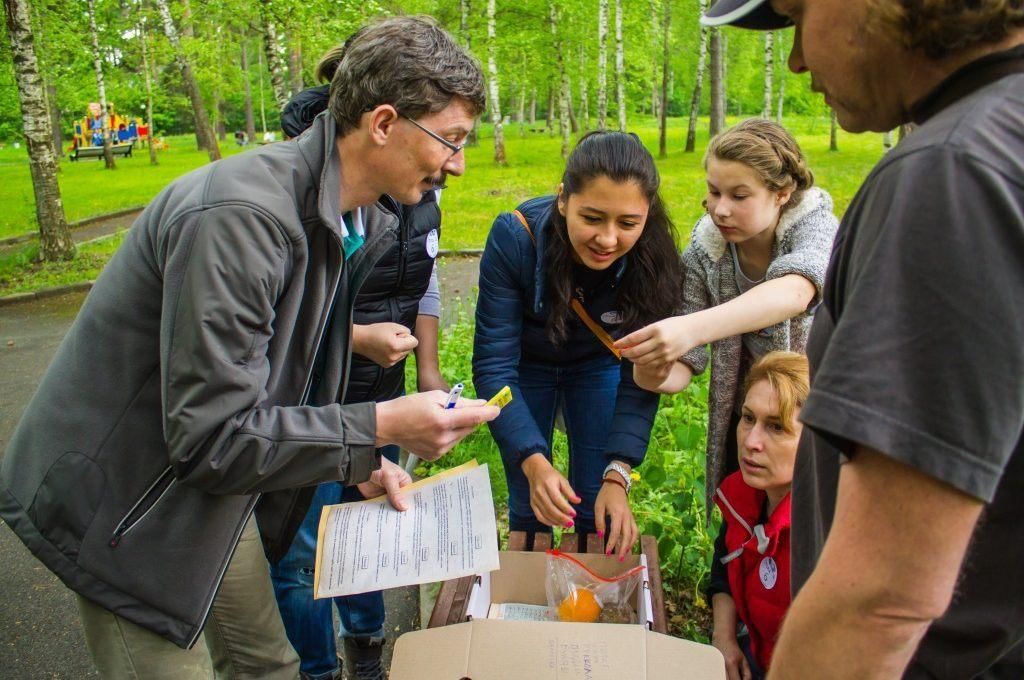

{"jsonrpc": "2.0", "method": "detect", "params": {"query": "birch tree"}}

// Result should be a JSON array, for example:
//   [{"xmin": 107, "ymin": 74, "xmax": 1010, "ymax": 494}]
[
  {"xmin": 597, "ymin": 0, "xmax": 608, "ymax": 130},
  {"xmin": 258, "ymin": 0, "xmax": 289, "ymax": 112},
  {"xmin": 709, "ymin": 27, "xmax": 725, "ymax": 136},
  {"xmin": 241, "ymin": 41, "xmax": 257, "ymax": 145},
  {"xmin": 460, "ymin": 0, "xmax": 479, "ymax": 146},
  {"xmin": 155, "ymin": 0, "xmax": 219, "ymax": 160},
  {"xmin": 685, "ymin": 0, "xmax": 709, "ymax": 153},
  {"xmin": 649, "ymin": 0, "xmax": 659, "ymax": 118},
  {"xmin": 657, "ymin": 0, "xmax": 669, "ymax": 158},
  {"xmin": 549, "ymin": 0, "xmax": 571, "ymax": 159},
  {"xmin": 137, "ymin": 12, "xmax": 158, "ymax": 165},
  {"xmin": 86, "ymin": 0, "xmax": 115, "ymax": 169},
  {"xmin": 615, "ymin": 0, "xmax": 625, "ymax": 131},
  {"xmin": 775, "ymin": 30, "xmax": 786, "ymax": 122},
  {"xmin": 578, "ymin": 46, "xmax": 589, "ymax": 130},
  {"xmin": 829, "ymin": 108, "xmax": 838, "ymax": 151},
  {"xmin": 4, "ymin": 0, "xmax": 73, "ymax": 260},
  {"xmin": 762, "ymin": 31, "xmax": 773, "ymax": 118},
  {"xmin": 486, "ymin": 0, "xmax": 506, "ymax": 164}
]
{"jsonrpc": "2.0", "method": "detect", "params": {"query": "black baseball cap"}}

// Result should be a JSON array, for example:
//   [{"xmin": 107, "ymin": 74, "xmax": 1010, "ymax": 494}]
[{"xmin": 701, "ymin": 0, "xmax": 791, "ymax": 30}]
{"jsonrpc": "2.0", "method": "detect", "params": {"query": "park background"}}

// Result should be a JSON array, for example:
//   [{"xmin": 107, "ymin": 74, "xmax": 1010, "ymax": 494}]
[{"xmin": 1, "ymin": 0, "xmax": 892, "ymax": 649}]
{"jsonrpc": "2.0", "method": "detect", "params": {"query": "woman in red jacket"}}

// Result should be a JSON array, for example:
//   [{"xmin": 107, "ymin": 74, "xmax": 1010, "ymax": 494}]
[{"xmin": 708, "ymin": 350, "xmax": 809, "ymax": 680}]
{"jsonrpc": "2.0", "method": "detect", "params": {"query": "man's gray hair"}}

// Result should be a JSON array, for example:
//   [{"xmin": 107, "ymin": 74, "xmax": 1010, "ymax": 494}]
[{"xmin": 328, "ymin": 16, "xmax": 485, "ymax": 135}]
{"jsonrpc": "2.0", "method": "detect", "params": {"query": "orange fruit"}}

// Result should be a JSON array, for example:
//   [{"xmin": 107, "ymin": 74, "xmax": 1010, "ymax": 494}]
[{"xmin": 557, "ymin": 588, "xmax": 602, "ymax": 623}]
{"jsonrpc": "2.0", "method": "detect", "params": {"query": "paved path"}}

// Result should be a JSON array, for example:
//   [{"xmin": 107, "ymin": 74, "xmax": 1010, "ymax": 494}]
[{"xmin": 0, "ymin": 255, "xmax": 481, "ymax": 678}]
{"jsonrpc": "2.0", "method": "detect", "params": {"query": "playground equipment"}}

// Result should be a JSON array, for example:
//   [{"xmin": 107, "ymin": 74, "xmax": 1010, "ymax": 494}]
[{"xmin": 70, "ymin": 102, "xmax": 149, "ymax": 159}]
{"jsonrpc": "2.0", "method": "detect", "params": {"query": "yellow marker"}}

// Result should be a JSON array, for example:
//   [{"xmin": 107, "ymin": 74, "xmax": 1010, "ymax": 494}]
[{"xmin": 485, "ymin": 385, "xmax": 513, "ymax": 409}]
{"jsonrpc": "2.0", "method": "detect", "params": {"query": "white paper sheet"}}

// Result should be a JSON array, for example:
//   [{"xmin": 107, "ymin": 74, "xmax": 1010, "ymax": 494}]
[
  {"xmin": 313, "ymin": 461, "xmax": 500, "ymax": 598},
  {"xmin": 486, "ymin": 603, "xmax": 557, "ymax": 621}
]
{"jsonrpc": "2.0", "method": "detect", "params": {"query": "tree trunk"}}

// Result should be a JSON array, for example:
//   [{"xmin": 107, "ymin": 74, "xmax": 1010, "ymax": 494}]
[
  {"xmin": 47, "ymin": 83, "xmax": 62, "ymax": 158},
  {"xmin": 549, "ymin": 0, "xmax": 571, "ymax": 159},
  {"xmin": 615, "ymin": 0, "xmax": 626, "ymax": 131},
  {"xmin": 486, "ymin": 0, "xmax": 505, "ymax": 164},
  {"xmin": 257, "ymin": 44, "xmax": 268, "ymax": 135},
  {"xmin": 242, "ymin": 41, "xmax": 257, "ymax": 145},
  {"xmin": 4, "ymin": 0, "xmax": 73, "ymax": 260},
  {"xmin": 86, "ymin": 0, "xmax": 115, "ymax": 169},
  {"xmin": 547, "ymin": 86, "xmax": 555, "ymax": 135},
  {"xmin": 518, "ymin": 82, "xmax": 525, "ymax": 135},
  {"xmin": 566, "ymin": 76, "xmax": 578, "ymax": 134},
  {"xmin": 578, "ymin": 46, "xmax": 589, "ymax": 131},
  {"xmin": 898, "ymin": 123, "xmax": 916, "ymax": 140},
  {"xmin": 649, "ymin": 0, "xmax": 659, "ymax": 119},
  {"xmin": 763, "ymin": 31, "xmax": 773, "ymax": 118},
  {"xmin": 685, "ymin": 0, "xmax": 709, "ymax": 153},
  {"xmin": 830, "ymin": 108, "xmax": 838, "ymax": 151},
  {"xmin": 774, "ymin": 31, "xmax": 786, "ymax": 122},
  {"xmin": 289, "ymin": 38, "xmax": 302, "ymax": 96},
  {"xmin": 882, "ymin": 130, "xmax": 893, "ymax": 152},
  {"xmin": 258, "ymin": 0, "xmax": 290, "ymax": 112},
  {"xmin": 709, "ymin": 28, "xmax": 725, "ymax": 136},
  {"xmin": 530, "ymin": 87, "xmax": 537, "ymax": 125},
  {"xmin": 597, "ymin": 0, "xmax": 608, "ymax": 130},
  {"xmin": 215, "ymin": 89, "xmax": 227, "ymax": 142},
  {"xmin": 138, "ymin": 12, "xmax": 159, "ymax": 165},
  {"xmin": 658, "ymin": 0, "xmax": 669, "ymax": 158},
  {"xmin": 155, "ymin": 0, "xmax": 220, "ymax": 160},
  {"xmin": 461, "ymin": 0, "xmax": 478, "ymax": 146},
  {"xmin": 180, "ymin": 0, "xmax": 194, "ymax": 38}
]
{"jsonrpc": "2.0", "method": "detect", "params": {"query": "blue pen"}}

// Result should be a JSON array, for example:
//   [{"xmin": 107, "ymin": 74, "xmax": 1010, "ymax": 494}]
[{"xmin": 444, "ymin": 383, "xmax": 464, "ymax": 409}]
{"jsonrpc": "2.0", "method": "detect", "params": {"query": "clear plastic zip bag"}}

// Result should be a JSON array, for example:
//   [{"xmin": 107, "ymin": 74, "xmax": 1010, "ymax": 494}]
[{"xmin": 545, "ymin": 549, "xmax": 645, "ymax": 624}]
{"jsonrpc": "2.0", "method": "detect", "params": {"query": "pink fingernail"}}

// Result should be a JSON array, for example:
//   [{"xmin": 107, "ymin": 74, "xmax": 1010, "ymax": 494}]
[
  {"xmin": 606, "ymin": 549, "xmax": 612, "ymax": 556},
  {"xmin": 566, "ymin": 520, "xmax": 574, "ymax": 528},
  {"xmin": 619, "ymin": 556, "xmax": 625, "ymax": 563},
  {"xmin": 597, "ymin": 530, "xmax": 604, "ymax": 538}
]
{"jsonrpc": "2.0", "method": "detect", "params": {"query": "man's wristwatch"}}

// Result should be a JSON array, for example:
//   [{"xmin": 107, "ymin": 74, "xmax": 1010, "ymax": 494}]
[{"xmin": 602, "ymin": 461, "xmax": 632, "ymax": 495}]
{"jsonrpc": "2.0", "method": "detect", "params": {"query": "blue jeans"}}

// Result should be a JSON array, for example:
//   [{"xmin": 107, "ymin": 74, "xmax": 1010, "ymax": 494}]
[
  {"xmin": 502, "ymin": 354, "xmax": 621, "ymax": 535},
  {"xmin": 271, "ymin": 445, "xmax": 399, "ymax": 680}
]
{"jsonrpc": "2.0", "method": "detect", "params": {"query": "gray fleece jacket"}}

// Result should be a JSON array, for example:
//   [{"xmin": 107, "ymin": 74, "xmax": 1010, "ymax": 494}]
[
  {"xmin": 0, "ymin": 112, "xmax": 396, "ymax": 648},
  {"xmin": 679, "ymin": 187, "xmax": 838, "ymax": 518}
]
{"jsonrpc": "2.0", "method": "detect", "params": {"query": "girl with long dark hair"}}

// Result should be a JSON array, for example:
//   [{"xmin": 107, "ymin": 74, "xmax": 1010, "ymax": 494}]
[{"xmin": 473, "ymin": 131, "xmax": 684, "ymax": 558}]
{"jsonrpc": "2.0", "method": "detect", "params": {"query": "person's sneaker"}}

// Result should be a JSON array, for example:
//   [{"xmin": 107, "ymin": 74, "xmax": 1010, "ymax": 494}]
[{"xmin": 342, "ymin": 635, "xmax": 387, "ymax": 680}]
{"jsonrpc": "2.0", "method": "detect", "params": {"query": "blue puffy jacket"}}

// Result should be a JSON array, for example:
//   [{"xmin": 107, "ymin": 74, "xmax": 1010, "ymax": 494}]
[{"xmin": 472, "ymin": 195, "xmax": 659, "ymax": 470}]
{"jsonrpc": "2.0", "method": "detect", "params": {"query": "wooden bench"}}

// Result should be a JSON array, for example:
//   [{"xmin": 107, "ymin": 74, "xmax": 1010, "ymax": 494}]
[
  {"xmin": 428, "ymin": 530, "xmax": 668, "ymax": 633},
  {"xmin": 70, "ymin": 142, "xmax": 134, "ymax": 161}
]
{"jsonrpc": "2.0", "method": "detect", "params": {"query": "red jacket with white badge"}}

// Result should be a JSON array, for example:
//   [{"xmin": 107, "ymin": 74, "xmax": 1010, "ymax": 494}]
[{"xmin": 714, "ymin": 471, "xmax": 792, "ymax": 671}]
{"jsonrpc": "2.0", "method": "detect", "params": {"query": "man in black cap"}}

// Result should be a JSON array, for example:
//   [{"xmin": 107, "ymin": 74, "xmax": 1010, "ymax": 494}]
[{"xmin": 702, "ymin": 1, "xmax": 1024, "ymax": 678}]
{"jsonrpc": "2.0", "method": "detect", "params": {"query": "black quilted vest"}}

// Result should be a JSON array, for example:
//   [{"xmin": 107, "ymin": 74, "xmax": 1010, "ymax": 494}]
[{"xmin": 345, "ymin": 191, "xmax": 441, "ymax": 404}]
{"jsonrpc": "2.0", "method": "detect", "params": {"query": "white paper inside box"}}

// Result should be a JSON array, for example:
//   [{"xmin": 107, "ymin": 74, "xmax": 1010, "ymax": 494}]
[{"xmin": 464, "ymin": 550, "xmax": 655, "ymax": 629}]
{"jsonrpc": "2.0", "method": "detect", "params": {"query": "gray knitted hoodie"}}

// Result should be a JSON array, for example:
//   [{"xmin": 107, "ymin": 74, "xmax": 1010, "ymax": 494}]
[{"xmin": 679, "ymin": 187, "xmax": 839, "ymax": 517}]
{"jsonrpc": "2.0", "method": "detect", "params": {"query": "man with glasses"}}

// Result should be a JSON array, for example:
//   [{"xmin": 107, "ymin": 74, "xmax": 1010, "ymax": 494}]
[
  {"xmin": 0, "ymin": 16, "xmax": 497, "ymax": 678},
  {"xmin": 702, "ymin": 1, "xmax": 1024, "ymax": 678}
]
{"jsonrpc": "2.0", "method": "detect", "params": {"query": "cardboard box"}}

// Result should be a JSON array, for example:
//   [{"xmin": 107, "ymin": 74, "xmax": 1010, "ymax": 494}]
[{"xmin": 392, "ymin": 551, "xmax": 725, "ymax": 679}]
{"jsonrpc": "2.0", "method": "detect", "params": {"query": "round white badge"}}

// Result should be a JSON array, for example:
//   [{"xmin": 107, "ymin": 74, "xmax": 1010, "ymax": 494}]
[
  {"xmin": 601, "ymin": 310, "xmax": 624, "ymax": 325},
  {"xmin": 759, "ymin": 556, "xmax": 778, "ymax": 590},
  {"xmin": 425, "ymin": 229, "xmax": 439, "ymax": 259}
]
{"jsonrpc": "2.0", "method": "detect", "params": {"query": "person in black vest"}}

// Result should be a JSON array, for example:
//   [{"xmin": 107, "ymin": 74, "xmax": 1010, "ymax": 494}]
[{"xmin": 274, "ymin": 45, "xmax": 448, "ymax": 680}]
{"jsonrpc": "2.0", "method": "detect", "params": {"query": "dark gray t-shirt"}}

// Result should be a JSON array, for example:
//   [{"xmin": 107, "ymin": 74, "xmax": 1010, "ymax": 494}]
[{"xmin": 792, "ymin": 47, "xmax": 1024, "ymax": 678}]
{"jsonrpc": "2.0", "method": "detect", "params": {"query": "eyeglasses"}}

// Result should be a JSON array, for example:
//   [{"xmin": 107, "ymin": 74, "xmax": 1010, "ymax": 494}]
[{"xmin": 401, "ymin": 114, "xmax": 464, "ymax": 159}]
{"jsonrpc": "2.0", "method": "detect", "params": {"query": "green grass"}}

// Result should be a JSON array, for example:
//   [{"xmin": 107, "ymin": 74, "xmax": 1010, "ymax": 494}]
[
  {"xmin": 0, "ymin": 231, "xmax": 126, "ymax": 295},
  {"xmin": 0, "ymin": 135, "xmax": 248, "ymax": 240},
  {"xmin": 0, "ymin": 114, "xmax": 885, "ymax": 295}
]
